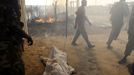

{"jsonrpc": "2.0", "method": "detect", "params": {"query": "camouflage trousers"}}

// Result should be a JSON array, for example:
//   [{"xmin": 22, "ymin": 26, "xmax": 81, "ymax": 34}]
[{"xmin": 0, "ymin": 41, "xmax": 25, "ymax": 75}]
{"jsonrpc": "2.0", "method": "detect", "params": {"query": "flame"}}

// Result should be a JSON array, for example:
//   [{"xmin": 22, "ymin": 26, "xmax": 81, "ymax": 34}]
[
  {"xmin": 35, "ymin": 17, "xmax": 55, "ymax": 24},
  {"xmin": 34, "ymin": 16, "xmax": 66, "ymax": 24},
  {"xmin": 35, "ymin": 18, "xmax": 46, "ymax": 23},
  {"xmin": 46, "ymin": 17, "xmax": 55, "ymax": 23}
]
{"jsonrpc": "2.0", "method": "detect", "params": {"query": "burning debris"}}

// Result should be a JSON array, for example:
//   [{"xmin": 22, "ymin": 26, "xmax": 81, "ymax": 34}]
[
  {"xmin": 33, "ymin": 14, "xmax": 66, "ymax": 24},
  {"xmin": 34, "ymin": 17, "xmax": 55, "ymax": 24}
]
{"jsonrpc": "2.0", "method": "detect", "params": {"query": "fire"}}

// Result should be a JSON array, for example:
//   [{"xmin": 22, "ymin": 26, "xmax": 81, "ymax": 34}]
[
  {"xmin": 46, "ymin": 17, "xmax": 55, "ymax": 23},
  {"xmin": 35, "ymin": 18, "xmax": 46, "ymax": 23},
  {"xmin": 35, "ymin": 17, "xmax": 55, "ymax": 24}
]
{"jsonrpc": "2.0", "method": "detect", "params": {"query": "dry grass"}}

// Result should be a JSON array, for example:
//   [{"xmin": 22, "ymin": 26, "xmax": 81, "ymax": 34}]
[{"xmin": 23, "ymin": 30, "xmax": 134, "ymax": 75}]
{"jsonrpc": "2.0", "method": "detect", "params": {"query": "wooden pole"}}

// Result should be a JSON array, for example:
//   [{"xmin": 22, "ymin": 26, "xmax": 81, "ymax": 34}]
[
  {"xmin": 54, "ymin": 1, "xmax": 57, "ymax": 22},
  {"xmin": 64, "ymin": 0, "xmax": 68, "ymax": 51},
  {"xmin": 66, "ymin": 0, "xmax": 68, "ymax": 38}
]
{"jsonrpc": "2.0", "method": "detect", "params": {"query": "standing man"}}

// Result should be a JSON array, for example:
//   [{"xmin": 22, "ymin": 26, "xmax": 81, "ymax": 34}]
[
  {"xmin": 107, "ymin": 0, "xmax": 129, "ymax": 48},
  {"xmin": 0, "ymin": 0, "xmax": 33, "ymax": 75},
  {"xmin": 71, "ymin": 0, "xmax": 95, "ymax": 48},
  {"xmin": 119, "ymin": 6, "xmax": 134, "ymax": 64}
]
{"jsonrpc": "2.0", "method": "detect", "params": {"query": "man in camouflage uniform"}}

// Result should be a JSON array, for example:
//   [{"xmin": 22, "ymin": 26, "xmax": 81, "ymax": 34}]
[
  {"xmin": 107, "ymin": 0, "xmax": 129, "ymax": 48},
  {"xmin": 119, "ymin": 6, "xmax": 134, "ymax": 64},
  {"xmin": 71, "ymin": 0, "xmax": 95, "ymax": 48},
  {"xmin": 0, "ymin": 0, "xmax": 33, "ymax": 75}
]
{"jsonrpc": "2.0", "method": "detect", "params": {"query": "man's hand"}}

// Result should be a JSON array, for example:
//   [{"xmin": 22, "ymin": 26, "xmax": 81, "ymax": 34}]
[
  {"xmin": 88, "ymin": 22, "xmax": 92, "ymax": 26},
  {"xmin": 85, "ymin": 16, "xmax": 92, "ymax": 26},
  {"xmin": 27, "ymin": 36, "xmax": 33, "ymax": 46}
]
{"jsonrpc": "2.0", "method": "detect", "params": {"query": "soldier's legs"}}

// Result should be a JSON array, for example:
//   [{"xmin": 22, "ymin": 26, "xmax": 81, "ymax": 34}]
[
  {"xmin": 124, "ymin": 38, "xmax": 134, "ymax": 58},
  {"xmin": 113, "ymin": 25, "xmax": 122, "ymax": 40},
  {"xmin": 72, "ymin": 29, "xmax": 80, "ymax": 45},
  {"xmin": 107, "ymin": 27, "xmax": 115, "ymax": 47},
  {"xmin": 119, "ymin": 37, "xmax": 134, "ymax": 64},
  {"xmin": 0, "ymin": 60, "xmax": 25, "ymax": 75},
  {"xmin": 81, "ymin": 29, "xmax": 94, "ymax": 48},
  {"xmin": 107, "ymin": 25, "xmax": 122, "ymax": 48},
  {"xmin": 119, "ymin": 49, "xmax": 132, "ymax": 64},
  {"xmin": 12, "ymin": 60, "xmax": 25, "ymax": 75},
  {"xmin": 4, "ymin": 45, "xmax": 25, "ymax": 75}
]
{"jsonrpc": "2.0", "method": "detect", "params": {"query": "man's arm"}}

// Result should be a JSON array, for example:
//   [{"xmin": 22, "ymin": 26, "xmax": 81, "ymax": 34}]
[
  {"xmin": 85, "ymin": 16, "xmax": 92, "ymax": 26},
  {"xmin": 83, "ymin": 7, "xmax": 92, "ymax": 26},
  {"xmin": 11, "ymin": 25, "xmax": 33, "ymax": 46},
  {"xmin": 74, "ymin": 16, "xmax": 78, "ymax": 29}
]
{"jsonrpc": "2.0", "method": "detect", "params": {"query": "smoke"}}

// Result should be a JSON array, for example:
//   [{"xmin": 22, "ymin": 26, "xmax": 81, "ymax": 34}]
[{"xmin": 57, "ymin": 0, "xmax": 66, "ymax": 6}]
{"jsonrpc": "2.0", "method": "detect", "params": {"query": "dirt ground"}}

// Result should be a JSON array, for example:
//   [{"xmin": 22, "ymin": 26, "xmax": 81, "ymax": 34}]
[{"xmin": 23, "ymin": 29, "xmax": 134, "ymax": 75}]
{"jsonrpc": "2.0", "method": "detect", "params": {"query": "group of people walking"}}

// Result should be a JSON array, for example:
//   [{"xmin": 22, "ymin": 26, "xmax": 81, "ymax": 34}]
[{"xmin": 72, "ymin": 0, "xmax": 134, "ymax": 64}]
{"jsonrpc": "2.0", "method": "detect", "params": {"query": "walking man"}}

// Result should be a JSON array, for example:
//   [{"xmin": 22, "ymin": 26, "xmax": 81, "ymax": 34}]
[
  {"xmin": 119, "ymin": 6, "xmax": 134, "ymax": 64},
  {"xmin": 107, "ymin": 0, "xmax": 129, "ymax": 48},
  {"xmin": 71, "ymin": 0, "xmax": 95, "ymax": 48}
]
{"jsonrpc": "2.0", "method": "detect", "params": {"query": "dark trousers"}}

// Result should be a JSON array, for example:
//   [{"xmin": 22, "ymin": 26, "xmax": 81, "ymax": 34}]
[
  {"xmin": 72, "ymin": 26, "xmax": 92, "ymax": 46},
  {"xmin": 107, "ymin": 22, "xmax": 123, "ymax": 45},
  {"xmin": 124, "ymin": 35, "xmax": 134, "ymax": 56}
]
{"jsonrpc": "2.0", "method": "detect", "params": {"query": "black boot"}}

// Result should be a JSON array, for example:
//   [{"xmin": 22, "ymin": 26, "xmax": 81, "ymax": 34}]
[
  {"xmin": 71, "ymin": 42, "xmax": 78, "ymax": 46},
  {"xmin": 88, "ymin": 44, "xmax": 95, "ymax": 49},
  {"xmin": 119, "ymin": 57, "xmax": 127, "ymax": 64},
  {"xmin": 107, "ymin": 42, "xmax": 113, "ymax": 49}
]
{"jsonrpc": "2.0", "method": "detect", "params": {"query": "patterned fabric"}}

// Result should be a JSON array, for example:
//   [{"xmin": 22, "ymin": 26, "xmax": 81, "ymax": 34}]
[{"xmin": 0, "ymin": 0, "xmax": 32, "ymax": 75}]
